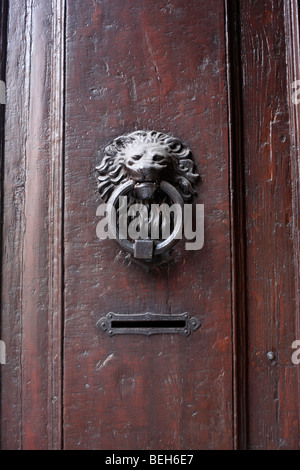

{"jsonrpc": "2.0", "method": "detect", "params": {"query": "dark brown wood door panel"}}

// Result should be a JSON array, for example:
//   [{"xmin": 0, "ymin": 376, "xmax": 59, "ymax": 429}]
[
  {"xmin": 63, "ymin": 0, "xmax": 232, "ymax": 450},
  {"xmin": 0, "ymin": 0, "xmax": 299, "ymax": 450}
]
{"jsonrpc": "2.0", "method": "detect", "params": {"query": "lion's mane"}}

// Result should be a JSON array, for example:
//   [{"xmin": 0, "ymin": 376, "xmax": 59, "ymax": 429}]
[{"xmin": 96, "ymin": 130, "xmax": 199, "ymax": 202}]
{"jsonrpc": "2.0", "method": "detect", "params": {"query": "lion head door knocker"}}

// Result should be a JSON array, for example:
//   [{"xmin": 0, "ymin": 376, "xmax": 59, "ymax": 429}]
[{"xmin": 96, "ymin": 130, "xmax": 199, "ymax": 269}]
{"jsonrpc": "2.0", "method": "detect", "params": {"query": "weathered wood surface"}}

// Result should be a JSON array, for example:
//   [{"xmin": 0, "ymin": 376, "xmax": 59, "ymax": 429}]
[
  {"xmin": 63, "ymin": 0, "xmax": 232, "ymax": 450},
  {"xmin": 0, "ymin": 0, "xmax": 8, "ymax": 450},
  {"xmin": 0, "ymin": 0, "xmax": 299, "ymax": 450},
  {"xmin": 239, "ymin": 0, "xmax": 300, "ymax": 450},
  {"xmin": 0, "ymin": 0, "xmax": 64, "ymax": 449}
]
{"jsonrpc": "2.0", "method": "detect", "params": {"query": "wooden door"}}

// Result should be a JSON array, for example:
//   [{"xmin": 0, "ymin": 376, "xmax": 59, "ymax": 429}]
[{"xmin": 1, "ymin": 0, "xmax": 300, "ymax": 450}]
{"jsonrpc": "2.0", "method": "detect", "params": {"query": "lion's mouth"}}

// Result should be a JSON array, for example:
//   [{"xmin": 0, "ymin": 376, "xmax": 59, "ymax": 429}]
[{"xmin": 134, "ymin": 182, "xmax": 158, "ymax": 201}]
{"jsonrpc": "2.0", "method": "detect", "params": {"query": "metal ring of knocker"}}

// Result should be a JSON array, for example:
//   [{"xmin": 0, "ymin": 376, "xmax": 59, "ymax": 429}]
[
  {"xmin": 106, "ymin": 180, "xmax": 184, "ymax": 258},
  {"xmin": 96, "ymin": 130, "xmax": 199, "ymax": 268}
]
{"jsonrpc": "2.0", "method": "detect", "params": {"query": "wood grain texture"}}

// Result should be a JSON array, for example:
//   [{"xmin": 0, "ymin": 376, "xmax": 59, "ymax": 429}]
[
  {"xmin": 225, "ymin": 0, "xmax": 248, "ymax": 450},
  {"xmin": 284, "ymin": 0, "xmax": 300, "ymax": 414},
  {"xmin": 47, "ymin": 0, "xmax": 65, "ymax": 450},
  {"xmin": 63, "ymin": 0, "xmax": 233, "ymax": 450},
  {"xmin": 0, "ymin": 0, "xmax": 64, "ymax": 449},
  {"xmin": 239, "ymin": 0, "xmax": 300, "ymax": 449},
  {"xmin": 0, "ymin": 0, "xmax": 8, "ymax": 450},
  {"xmin": 1, "ymin": 0, "xmax": 300, "ymax": 450}
]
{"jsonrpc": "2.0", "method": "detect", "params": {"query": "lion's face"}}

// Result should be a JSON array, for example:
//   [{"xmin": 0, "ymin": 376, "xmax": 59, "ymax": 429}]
[
  {"xmin": 96, "ymin": 130, "xmax": 199, "ymax": 202},
  {"xmin": 120, "ymin": 142, "xmax": 171, "ymax": 183}
]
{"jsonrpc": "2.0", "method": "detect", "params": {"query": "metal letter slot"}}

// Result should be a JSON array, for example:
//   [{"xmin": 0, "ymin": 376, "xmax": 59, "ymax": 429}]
[{"xmin": 97, "ymin": 312, "xmax": 200, "ymax": 336}]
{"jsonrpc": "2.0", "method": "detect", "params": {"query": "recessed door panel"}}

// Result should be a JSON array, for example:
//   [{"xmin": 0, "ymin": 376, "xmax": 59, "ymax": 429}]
[{"xmin": 63, "ymin": 0, "xmax": 232, "ymax": 450}]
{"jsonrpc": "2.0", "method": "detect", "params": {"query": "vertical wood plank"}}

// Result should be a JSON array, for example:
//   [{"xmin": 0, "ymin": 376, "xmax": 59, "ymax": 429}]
[
  {"xmin": 239, "ymin": 0, "xmax": 300, "ymax": 449},
  {"xmin": 1, "ymin": 0, "xmax": 65, "ymax": 449},
  {"xmin": 48, "ymin": 0, "xmax": 65, "ymax": 450},
  {"xmin": 225, "ymin": 0, "xmax": 248, "ymax": 450},
  {"xmin": 1, "ymin": 0, "xmax": 30, "ymax": 449},
  {"xmin": 284, "ymin": 0, "xmax": 300, "ymax": 447},
  {"xmin": 0, "ymin": 0, "xmax": 8, "ymax": 450},
  {"xmin": 63, "ymin": 0, "xmax": 233, "ymax": 450},
  {"xmin": 284, "ymin": 0, "xmax": 300, "ymax": 372}
]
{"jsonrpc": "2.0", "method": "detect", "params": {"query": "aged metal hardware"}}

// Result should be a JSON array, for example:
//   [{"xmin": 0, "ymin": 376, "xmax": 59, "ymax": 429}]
[
  {"xmin": 267, "ymin": 351, "xmax": 276, "ymax": 361},
  {"xmin": 96, "ymin": 130, "xmax": 199, "ymax": 268},
  {"xmin": 106, "ymin": 179, "xmax": 185, "ymax": 260},
  {"xmin": 97, "ymin": 312, "xmax": 200, "ymax": 336}
]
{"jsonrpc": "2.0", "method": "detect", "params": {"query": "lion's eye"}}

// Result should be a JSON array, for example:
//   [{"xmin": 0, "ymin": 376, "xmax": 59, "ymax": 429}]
[
  {"xmin": 179, "ymin": 164, "xmax": 187, "ymax": 171},
  {"xmin": 132, "ymin": 155, "xmax": 142, "ymax": 161},
  {"xmin": 153, "ymin": 154, "xmax": 164, "ymax": 162}
]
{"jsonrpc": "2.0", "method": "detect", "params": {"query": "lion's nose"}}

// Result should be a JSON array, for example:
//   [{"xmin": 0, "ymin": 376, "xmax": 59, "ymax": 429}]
[
  {"xmin": 139, "ymin": 165, "xmax": 162, "ymax": 181},
  {"xmin": 137, "ymin": 154, "xmax": 166, "ymax": 181}
]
